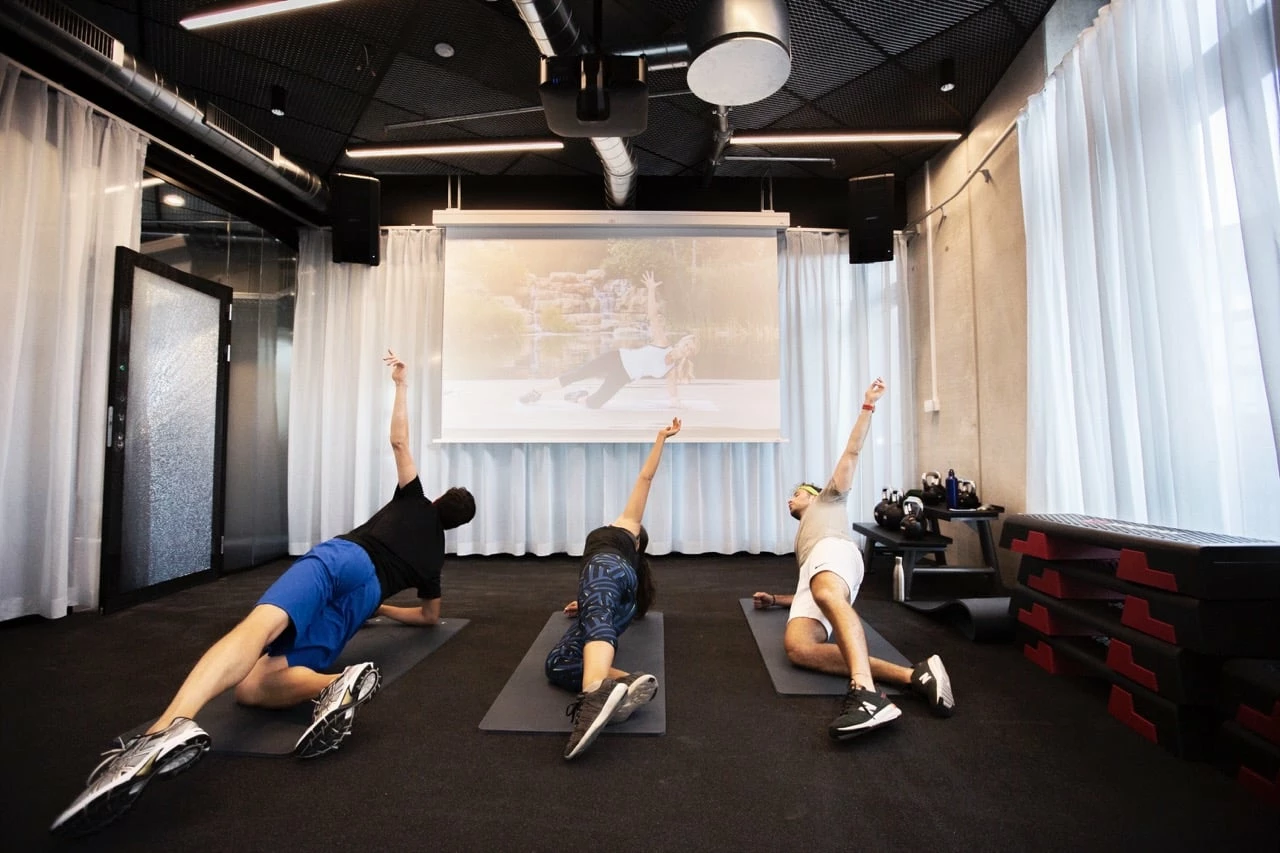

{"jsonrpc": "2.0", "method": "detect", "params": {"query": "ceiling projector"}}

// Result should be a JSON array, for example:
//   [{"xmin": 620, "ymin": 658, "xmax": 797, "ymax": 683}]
[{"xmin": 539, "ymin": 54, "xmax": 648, "ymax": 137}]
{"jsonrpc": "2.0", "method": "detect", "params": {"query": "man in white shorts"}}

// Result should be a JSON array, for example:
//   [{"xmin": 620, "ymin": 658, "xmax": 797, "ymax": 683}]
[{"xmin": 752, "ymin": 378, "xmax": 955, "ymax": 739}]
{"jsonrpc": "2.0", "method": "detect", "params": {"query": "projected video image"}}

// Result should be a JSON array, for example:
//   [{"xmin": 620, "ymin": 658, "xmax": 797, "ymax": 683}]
[{"xmin": 440, "ymin": 233, "xmax": 780, "ymax": 442}]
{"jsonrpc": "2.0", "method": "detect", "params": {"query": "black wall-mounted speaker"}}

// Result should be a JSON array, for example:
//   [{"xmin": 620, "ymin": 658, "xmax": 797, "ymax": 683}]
[
  {"xmin": 848, "ymin": 174, "xmax": 898, "ymax": 264},
  {"xmin": 331, "ymin": 172, "xmax": 381, "ymax": 266}
]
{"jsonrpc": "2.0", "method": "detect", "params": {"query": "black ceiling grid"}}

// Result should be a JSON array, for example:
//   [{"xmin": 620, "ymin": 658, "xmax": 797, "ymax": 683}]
[
  {"xmin": 15, "ymin": 0, "xmax": 1059, "ymax": 225},
  {"xmin": 783, "ymin": 0, "xmax": 884, "ymax": 101},
  {"xmin": 401, "ymin": 0, "xmax": 545, "ymax": 99}
]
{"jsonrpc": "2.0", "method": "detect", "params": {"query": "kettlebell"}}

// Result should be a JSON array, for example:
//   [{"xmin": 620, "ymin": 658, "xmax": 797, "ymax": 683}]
[
  {"xmin": 956, "ymin": 479, "xmax": 981, "ymax": 509},
  {"xmin": 899, "ymin": 496, "xmax": 925, "ymax": 539},
  {"xmin": 874, "ymin": 489, "xmax": 905, "ymax": 531},
  {"xmin": 921, "ymin": 471, "xmax": 947, "ymax": 506}
]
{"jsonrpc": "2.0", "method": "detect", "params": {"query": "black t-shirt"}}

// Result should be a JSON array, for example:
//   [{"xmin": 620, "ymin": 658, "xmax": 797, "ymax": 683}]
[
  {"xmin": 339, "ymin": 477, "xmax": 443, "ymax": 601},
  {"xmin": 582, "ymin": 525, "xmax": 639, "ymax": 567}
]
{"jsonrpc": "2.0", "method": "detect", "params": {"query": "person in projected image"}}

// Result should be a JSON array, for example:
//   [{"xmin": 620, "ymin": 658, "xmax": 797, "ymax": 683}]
[
  {"xmin": 519, "ymin": 270, "xmax": 700, "ymax": 410},
  {"xmin": 51, "ymin": 350, "xmax": 476, "ymax": 838},
  {"xmin": 750, "ymin": 378, "xmax": 956, "ymax": 741},
  {"xmin": 545, "ymin": 417, "xmax": 681, "ymax": 760}
]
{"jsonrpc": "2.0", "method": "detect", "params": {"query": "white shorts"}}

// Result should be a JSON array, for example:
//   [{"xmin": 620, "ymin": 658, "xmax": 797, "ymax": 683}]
[{"xmin": 787, "ymin": 537, "xmax": 865, "ymax": 639}]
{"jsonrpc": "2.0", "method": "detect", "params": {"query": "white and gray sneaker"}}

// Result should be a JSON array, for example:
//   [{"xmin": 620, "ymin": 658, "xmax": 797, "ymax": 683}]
[
  {"xmin": 910, "ymin": 654, "xmax": 955, "ymax": 717},
  {"xmin": 609, "ymin": 672, "xmax": 658, "ymax": 724},
  {"xmin": 50, "ymin": 717, "xmax": 210, "ymax": 837},
  {"xmin": 294, "ymin": 661, "xmax": 381, "ymax": 759}
]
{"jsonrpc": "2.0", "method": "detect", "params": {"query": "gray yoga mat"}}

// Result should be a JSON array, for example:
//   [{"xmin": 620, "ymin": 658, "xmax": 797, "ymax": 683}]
[
  {"xmin": 479, "ymin": 611, "xmax": 665, "ymax": 735},
  {"xmin": 124, "ymin": 617, "xmax": 468, "ymax": 756},
  {"xmin": 738, "ymin": 599, "xmax": 911, "ymax": 695}
]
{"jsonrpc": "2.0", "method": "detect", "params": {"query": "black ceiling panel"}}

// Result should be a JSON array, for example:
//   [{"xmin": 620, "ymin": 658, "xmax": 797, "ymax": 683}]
[
  {"xmin": 784, "ymin": 0, "xmax": 884, "ymax": 100},
  {"xmin": 826, "ymin": 0, "xmax": 999, "ymax": 55},
  {"xmin": 718, "ymin": 89, "xmax": 808, "ymax": 130},
  {"xmin": 373, "ymin": 54, "xmax": 532, "ymax": 118},
  {"xmin": 1001, "ymin": 0, "xmax": 1055, "ymax": 33},
  {"xmin": 503, "ymin": 153, "xmax": 599, "ymax": 176},
  {"xmin": 402, "ymin": 0, "xmax": 544, "ymax": 99}
]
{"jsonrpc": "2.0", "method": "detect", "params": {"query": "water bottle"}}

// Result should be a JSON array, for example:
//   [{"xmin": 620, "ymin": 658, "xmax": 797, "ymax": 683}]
[
  {"xmin": 945, "ymin": 468, "xmax": 959, "ymax": 509},
  {"xmin": 892, "ymin": 556, "xmax": 905, "ymax": 602}
]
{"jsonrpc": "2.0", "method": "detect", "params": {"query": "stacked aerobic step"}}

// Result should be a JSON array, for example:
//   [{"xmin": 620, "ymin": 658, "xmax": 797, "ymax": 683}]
[{"xmin": 998, "ymin": 514, "xmax": 1280, "ymax": 805}]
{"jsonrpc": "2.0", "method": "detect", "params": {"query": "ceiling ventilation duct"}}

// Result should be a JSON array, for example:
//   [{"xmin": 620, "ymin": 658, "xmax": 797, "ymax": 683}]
[
  {"xmin": 0, "ymin": 0, "xmax": 328, "ymax": 218},
  {"xmin": 686, "ymin": 0, "xmax": 792, "ymax": 106},
  {"xmin": 511, "ymin": 0, "xmax": 638, "ymax": 208}
]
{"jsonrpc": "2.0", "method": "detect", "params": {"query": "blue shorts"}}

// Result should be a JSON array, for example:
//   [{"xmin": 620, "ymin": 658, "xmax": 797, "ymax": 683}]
[{"xmin": 258, "ymin": 538, "xmax": 382, "ymax": 671}]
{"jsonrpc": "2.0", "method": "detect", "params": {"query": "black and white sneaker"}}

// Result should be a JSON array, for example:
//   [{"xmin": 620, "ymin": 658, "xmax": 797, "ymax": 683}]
[
  {"xmin": 609, "ymin": 672, "xmax": 658, "ymax": 724},
  {"xmin": 829, "ymin": 687, "xmax": 902, "ymax": 740},
  {"xmin": 564, "ymin": 679, "xmax": 627, "ymax": 760},
  {"xmin": 911, "ymin": 654, "xmax": 955, "ymax": 717},
  {"xmin": 519, "ymin": 389, "xmax": 542, "ymax": 404},
  {"xmin": 294, "ymin": 661, "xmax": 381, "ymax": 759},
  {"xmin": 50, "ymin": 717, "xmax": 210, "ymax": 837}
]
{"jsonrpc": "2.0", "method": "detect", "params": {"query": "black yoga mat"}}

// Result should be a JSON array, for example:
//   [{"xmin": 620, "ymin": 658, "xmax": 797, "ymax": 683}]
[
  {"xmin": 738, "ymin": 599, "xmax": 911, "ymax": 695},
  {"xmin": 123, "ymin": 617, "xmax": 469, "ymax": 756},
  {"xmin": 479, "ymin": 611, "xmax": 665, "ymax": 735},
  {"xmin": 901, "ymin": 597, "xmax": 1015, "ymax": 643}
]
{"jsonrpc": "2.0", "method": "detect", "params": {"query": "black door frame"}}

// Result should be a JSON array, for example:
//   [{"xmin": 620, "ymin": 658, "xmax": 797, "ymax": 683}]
[{"xmin": 99, "ymin": 246, "xmax": 232, "ymax": 613}]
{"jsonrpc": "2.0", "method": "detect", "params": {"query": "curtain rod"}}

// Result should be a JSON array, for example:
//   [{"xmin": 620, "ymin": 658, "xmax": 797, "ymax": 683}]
[{"xmin": 903, "ymin": 115, "xmax": 1020, "ymax": 232}]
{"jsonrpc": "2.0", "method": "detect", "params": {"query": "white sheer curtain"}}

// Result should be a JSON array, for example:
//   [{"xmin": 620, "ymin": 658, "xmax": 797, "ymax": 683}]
[
  {"xmin": 289, "ymin": 227, "xmax": 913, "ymax": 556},
  {"xmin": 1020, "ymin": 0, "xmax": 1280, "ymax": 538},
  {"xmin": 0, "ymin": 60, "xmax": 147, "ymax": 619}
]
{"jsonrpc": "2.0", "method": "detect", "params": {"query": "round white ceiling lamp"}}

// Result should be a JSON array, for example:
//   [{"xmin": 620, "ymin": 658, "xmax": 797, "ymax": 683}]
[
  {"xmin": 162, "ymin": 192, "xmax": 185, "ymax": 207},
  {"xmin": 434, "ymin": 42, "xmax": 455, "ymax": 58},
  {"xmin": 685, "ymin": 0, "xmax": 791, "ymax": 106}
]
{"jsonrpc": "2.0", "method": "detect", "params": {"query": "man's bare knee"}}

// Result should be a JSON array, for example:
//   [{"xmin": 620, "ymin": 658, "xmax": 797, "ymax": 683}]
[
  {"xmin": 234, "ymin": 673, "xmax": 263, "ymax": 706},
  {"xmin": 784, "ymin": 636, "xmax": 817, "ymax": 667}
]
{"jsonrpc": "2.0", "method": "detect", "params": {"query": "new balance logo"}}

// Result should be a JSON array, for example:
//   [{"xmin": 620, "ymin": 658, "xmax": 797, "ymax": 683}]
[{"xmin": 919, "ymin": 672, "xmax": 933, "ymax": 684}]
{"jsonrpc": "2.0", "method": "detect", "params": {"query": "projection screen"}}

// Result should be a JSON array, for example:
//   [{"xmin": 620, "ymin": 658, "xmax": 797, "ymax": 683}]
[{"xmin": 437, "ymin": 210, "xmax": 786, "ymax": 443}]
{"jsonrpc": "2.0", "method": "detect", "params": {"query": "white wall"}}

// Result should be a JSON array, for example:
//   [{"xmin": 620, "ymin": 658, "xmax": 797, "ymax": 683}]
[{"xmin": 903, "ymin": 0, "xmax": 1104, "ymax": 583}]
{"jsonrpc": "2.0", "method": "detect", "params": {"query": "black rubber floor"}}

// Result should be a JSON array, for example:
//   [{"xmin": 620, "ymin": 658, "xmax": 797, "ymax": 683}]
[{"xmin": 4, "ymin": 552, "xmax": 1277, "ymax": 852}]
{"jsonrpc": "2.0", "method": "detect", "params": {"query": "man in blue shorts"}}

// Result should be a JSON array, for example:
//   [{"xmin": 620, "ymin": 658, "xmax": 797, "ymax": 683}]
[{"xmin": 51, "ymin": 351, "xmax": 475, "ymax": 836}]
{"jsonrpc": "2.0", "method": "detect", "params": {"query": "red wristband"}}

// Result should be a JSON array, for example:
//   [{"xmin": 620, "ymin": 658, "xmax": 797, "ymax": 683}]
[{"xmin": 861, "ymin": 403, "xmax": 875, "ymax": 412}]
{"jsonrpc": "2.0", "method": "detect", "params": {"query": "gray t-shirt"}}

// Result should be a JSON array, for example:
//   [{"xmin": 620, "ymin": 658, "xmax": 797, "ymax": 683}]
[{"xmin": 793, "ymin": 484, "xmax": 854, "ymax": 566}]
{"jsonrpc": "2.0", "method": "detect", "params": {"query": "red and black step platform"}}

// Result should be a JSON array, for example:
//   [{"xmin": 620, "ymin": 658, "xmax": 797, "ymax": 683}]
[
  {"xmin": 1216, "ymin": 720, "xmax": 1280, "ymax": 808},
  {"xmin": 1221, "ymin": 659, "xmax": 1280, "ymax": 747},
  {"xmin": 1016, "ymin": 625, "xmax": 1219, "ymax": 759},
  {"xmin": 1014, "ymin": 556, "xmax": 1280, "ymax": 657},
  {"xmin": 1000, "ymin": 513, "xmax": 1280, "ymax": 600},
  {"xmin": 1011, "ymin": 584, "xmax": 1222, "ymax": 704}
]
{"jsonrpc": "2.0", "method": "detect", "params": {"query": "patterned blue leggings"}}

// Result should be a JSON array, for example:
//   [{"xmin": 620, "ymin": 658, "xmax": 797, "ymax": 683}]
[{"xmin": 545, "ymin": 552, "xmax": 638, "ymax": 692}]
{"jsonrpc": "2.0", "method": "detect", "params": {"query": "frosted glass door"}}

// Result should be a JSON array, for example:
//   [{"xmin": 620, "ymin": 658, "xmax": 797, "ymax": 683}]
[{"xmin": 101, "ymin": 249, "xmax": 231, "ymax": 610}]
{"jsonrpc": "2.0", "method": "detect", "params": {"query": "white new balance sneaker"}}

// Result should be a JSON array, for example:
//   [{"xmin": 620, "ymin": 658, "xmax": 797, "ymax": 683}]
[
  {"xmin": 50, "ymin": 717, "xmax": 210, "ymax": 837},
  {"xmin": 294, "ymin": 661, "xmax": 381, "ymax": 759},
  {"xmin": 609, "ymin": 672, "xmax": 658, "ymax": 724}
]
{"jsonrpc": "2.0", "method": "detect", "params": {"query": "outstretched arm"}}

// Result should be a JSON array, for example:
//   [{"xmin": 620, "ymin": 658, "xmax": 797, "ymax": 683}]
[
  {"xmin": 642, "ymin": 271, "xmax": 670, "ymax": 346},
  {"xmin": 384, "ymin": 349, "xmax": 418, "ymax": 488},
  {"xmin": 611, "ymin": 418, "xmax": 682, "ymax": 536},
  {"xmin": 827, "ymin": 378, "xmax": 886, "ymax": 494}
]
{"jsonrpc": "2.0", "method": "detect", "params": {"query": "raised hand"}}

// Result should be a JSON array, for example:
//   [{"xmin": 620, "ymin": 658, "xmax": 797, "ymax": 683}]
[
  {"xmin": 383, "ymin": 349, "xmax": 407, "ymax": 384},
  {"xmin": 641, "ymin": 270, "xmax": 661, "ymax": 290},
  {"xmin": 864, "ymin": 377, "xmax": 886, "ymax": 404},
  {"xmin": 657, "ymin": 417, "xmax": 682, "ymax": 440}
]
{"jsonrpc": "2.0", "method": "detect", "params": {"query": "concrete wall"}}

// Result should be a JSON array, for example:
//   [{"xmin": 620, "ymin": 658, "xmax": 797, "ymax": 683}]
[{"xmin": 903, "ymin": 0, "xmax": 1104, "ymax": 583}]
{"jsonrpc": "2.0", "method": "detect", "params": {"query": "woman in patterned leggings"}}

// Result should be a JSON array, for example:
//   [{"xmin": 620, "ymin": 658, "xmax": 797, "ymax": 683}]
[{"xmin": 546, "ymin": 417, "xmax": 682, "ymax": 760}]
